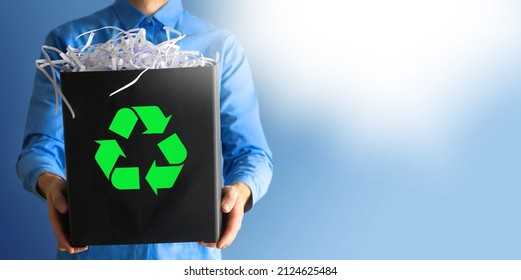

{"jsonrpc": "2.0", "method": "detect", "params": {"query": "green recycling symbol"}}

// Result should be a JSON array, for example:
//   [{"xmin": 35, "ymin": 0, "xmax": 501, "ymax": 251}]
[{"xmin": 94, "ymin": 106, "xmax": 187, "ymax": 195}]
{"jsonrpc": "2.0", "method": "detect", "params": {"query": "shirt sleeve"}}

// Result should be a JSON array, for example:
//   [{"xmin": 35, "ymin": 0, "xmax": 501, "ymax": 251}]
[
  {"xmin": 218, "ymin": 34, "xmax": 274, "ymax": 211},
  {"xmin": 16, "ymin": 31, "xmax": 67, "ymax": 201}
]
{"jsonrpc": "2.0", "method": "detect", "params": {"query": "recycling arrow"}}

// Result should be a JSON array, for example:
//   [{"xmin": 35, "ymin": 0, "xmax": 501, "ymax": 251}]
[
  {"xmin": 94, "ymin": 106, "xmax": 187, "ymax": 196},
  {"xmin": 146, "ymin": 161, "xmax": 183, "ymax": 195},
  {"xmin": 94, "ymin": 140, "xmax": 125, "ymax": 179},
  {"xmin": 109, "ymin": 108, "xmax": 138, "ymax": 139},
  {"xmin": 112, "ymin": 167, "xmax": 140, "ymax": 190},
  {"xmin": 158, "ymin": 133, "xmax": 187, "ymax": 164},
  {"xmin": 133, "ymin": 106, "xmax": 171, "ymax": 134}
]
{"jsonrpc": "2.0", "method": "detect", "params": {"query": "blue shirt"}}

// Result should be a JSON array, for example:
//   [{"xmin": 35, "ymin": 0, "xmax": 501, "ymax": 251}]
[{"xmin": 16, "ymin": 0, "xmax": 273, "ymax": 260}]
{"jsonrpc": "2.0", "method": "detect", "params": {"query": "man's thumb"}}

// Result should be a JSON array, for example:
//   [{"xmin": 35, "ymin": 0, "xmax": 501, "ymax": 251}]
[{"xmin": 51, "ymin": 193, "xmax": 68, "ymax": 214}]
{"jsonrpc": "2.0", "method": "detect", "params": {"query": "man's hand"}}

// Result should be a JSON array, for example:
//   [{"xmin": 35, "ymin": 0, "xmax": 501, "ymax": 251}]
[
  {"xmin": 199, "ymin": 182, "xmax": 252, "ymax": 249},
  {"xmin": 37, "ymin": 172, "xmax": 88, "ymax": 254}
]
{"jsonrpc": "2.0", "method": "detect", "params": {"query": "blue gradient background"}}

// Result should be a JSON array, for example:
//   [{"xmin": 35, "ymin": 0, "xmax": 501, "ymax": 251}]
[{"xmin": 1, "ymin": 0, "xmax": 521, "ymax": 259}]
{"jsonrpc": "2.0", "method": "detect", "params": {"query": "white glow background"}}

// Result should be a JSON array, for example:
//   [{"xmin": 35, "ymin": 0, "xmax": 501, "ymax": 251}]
[
  {"xmin": 186, "ymin": 0, "xmax": 521, "ymax": 259},
  {"xmin": 229, "ymin": 0, "xmax": 521, "ymax": 154}
]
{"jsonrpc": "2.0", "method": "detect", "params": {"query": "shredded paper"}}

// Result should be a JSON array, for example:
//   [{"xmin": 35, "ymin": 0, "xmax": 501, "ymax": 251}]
[{"xmin": 36, "ymin": 26, "xmax": 217, "ymax": 118}]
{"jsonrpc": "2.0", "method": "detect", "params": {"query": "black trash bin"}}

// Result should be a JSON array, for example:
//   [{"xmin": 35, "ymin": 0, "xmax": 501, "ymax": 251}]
[{"xmin": 60, "ymin": 64, "xmax": 222, "ymax": 246}]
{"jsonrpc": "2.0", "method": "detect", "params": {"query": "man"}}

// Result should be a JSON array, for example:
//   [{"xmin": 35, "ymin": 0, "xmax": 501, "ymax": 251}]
[{"xmin": 16, "ymin": 0, "xmax": 273, "ymax": 259}]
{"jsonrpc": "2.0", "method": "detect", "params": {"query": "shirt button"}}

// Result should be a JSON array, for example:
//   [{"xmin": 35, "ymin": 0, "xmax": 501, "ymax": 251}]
[{"xmin": 145, "ymin": 17, "xmax": 152, "ymax": 24}]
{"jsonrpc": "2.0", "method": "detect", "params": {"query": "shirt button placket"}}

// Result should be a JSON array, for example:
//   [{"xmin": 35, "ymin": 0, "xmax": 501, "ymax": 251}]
[{"xmin": 144, "ymin": 17, "xmax": 155, "ymax": 42}]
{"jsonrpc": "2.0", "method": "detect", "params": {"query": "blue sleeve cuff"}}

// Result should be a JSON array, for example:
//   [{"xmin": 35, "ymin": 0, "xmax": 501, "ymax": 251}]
[{"xmin": 17, "ymin": 149, "xmax": 66, "ymax": 202}]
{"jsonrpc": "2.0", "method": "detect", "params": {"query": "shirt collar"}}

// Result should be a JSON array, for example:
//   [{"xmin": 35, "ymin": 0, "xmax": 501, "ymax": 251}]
[{"xmin": 113, "ymin": 0, "xmax": 184, "ymax": 30}]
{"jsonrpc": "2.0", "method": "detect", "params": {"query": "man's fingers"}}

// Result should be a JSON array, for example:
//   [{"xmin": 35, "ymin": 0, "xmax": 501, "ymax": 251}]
[
  {"xmin": 47, "ymin": 199, "xmax": 74, "ymax": 253},
  {"xmin": 199, "ymin": 189, "xmax": 245, "ymax": 249},
  {"xmin": 217, "ymin": 199, "xmax": 244, "ymax": 249},
  {"xmin": 202, "ymin": 185, "xmax": 250, "ymax": 249},
  {"xmin": 59, "ymin": 245, "xmax": 88, "ymax": 254},
  {"xmin": 221, "ymin": 188, "xmax": 240, "ymax": 213},
  {"xmin": 198, "ymin": 242, "xmax": 217, "ymax": 248},
  {"xmin": 41, "ymin": 175, "xmax": 86, "ymax": 254},
  {"xmin": 48, "ymin": 196, "xmax": 87, "ymax": 254},
  {"xmin": 72, "ymin": 246, "xmax": 89, "ymax": 254}
]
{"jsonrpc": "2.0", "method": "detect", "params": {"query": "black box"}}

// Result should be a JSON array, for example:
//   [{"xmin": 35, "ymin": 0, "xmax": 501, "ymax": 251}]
[{"xmin": 60, "ymin": 65, "xmax": 221, "ymax": 246}]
